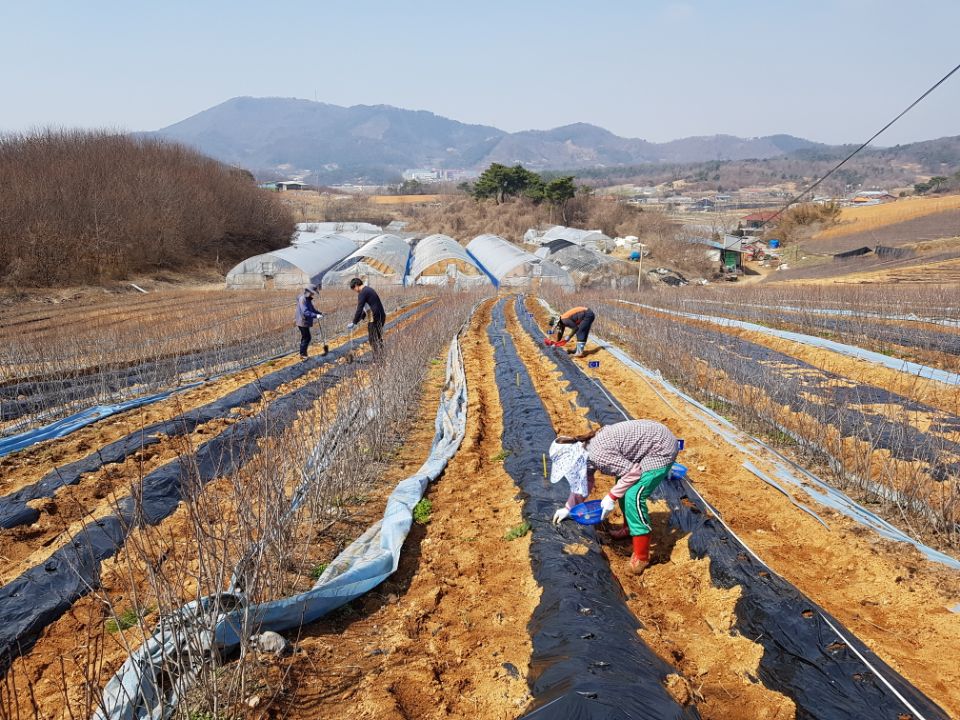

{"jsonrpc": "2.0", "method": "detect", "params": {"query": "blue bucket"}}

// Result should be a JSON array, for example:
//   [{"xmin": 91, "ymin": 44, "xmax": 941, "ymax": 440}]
[
  {"xmin": 569, "ymin": 500, "xmax": 604, "ymax": 525},
  {"xmin": 768, "ymin": 239, "xmax": 780, "ymax": 249},
  {"xmin": 669, "ymin": 463, "xmax": 687, "ymax": 480}
]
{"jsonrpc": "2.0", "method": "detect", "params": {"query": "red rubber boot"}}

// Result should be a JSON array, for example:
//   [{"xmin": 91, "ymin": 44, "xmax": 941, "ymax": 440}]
[{"xmin": 630, "ymin": 534, "xmax": 651, "ymax": 574}]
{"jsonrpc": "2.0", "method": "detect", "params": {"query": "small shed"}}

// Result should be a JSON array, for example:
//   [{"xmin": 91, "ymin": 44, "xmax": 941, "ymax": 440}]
[
  {"xmin": 276, "ymin": 181, "xmax": 307, "ymax": 191},
  {"xmin": 523, "ymin": 226, "xmax": 614, "ymax": 253},
  {"xmin": 691, "ymin": 235, "xmax": 745, "ymax": 274}
]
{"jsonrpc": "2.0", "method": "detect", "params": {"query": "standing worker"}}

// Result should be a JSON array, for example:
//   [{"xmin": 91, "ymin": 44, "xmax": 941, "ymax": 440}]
[
  {"xmin": 550, "ymin": 419, "xmax": 678, "ymax": 574},
  {"xmin": 348, "ymin": 278, "xmax": 386, "ymax": 356},
  {"xmin": 295, "ymin": 286, "xmax": 323, "ymax": 360},
  {"xmin": 547, "ymin": 306, "xmax": 595, "ymax": 357}
]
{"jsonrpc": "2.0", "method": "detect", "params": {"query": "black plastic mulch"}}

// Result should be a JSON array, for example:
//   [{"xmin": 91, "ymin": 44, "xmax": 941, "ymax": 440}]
[
  {"xmin": 515, "ymin": 295, "xmax": 950, "ymax": 720},
  {"xmin": 488, "ymin": 298, "xmax": 698, "ymax": 720}
]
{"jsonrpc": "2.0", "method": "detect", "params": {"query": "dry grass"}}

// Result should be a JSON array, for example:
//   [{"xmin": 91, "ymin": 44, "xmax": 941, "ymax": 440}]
[{"xmin": 814, "ymin": 194, "xmax": 960, "ymax": 241}]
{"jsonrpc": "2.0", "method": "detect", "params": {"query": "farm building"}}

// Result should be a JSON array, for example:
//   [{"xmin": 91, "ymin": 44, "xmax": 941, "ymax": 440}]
[
  {"xmin": 406, "ymin": 234, "xmax": 491, "ymax": 288},
  {"xmin": 534, "ymin": 240, "xmax": 634, "ymax": 288},
  {"xmin": 321, "ymin": 234, "xmax": 411, "ymax": 288},
  {"xmin": 225, "ymin": 235, "xmax": 356, "ymax": 289},
  {"xmin": 466, "ymin": 234, "xmax": 574, "ymax": 290},
  {"xmin": 691, "ymin": 235, "xmax": 746, "ymax": 275},
  {"xmin": 741, "ymin": 211, "xmax": 780, "ymax": 229},
  {"xmin": 523, "ymin": 226, "xmax": 614, "ymax": 253}
]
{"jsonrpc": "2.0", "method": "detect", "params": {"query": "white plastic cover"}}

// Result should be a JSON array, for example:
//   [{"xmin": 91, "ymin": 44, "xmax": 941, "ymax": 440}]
[
  {"xmin": 94, "ymin": 328, "xmax": 470, "ymax": 720},
  {"xmin": 408, "ymin": 234, "xmax": 490, "ymax": 286},
  {"xmin": 466, "ymin": 234, "xmax": 573, "ymax": 289},
  {"xmin": 525, "ymin": 225, "xmax": 613, "ymax": 252},
  {"xmin": 226, "ymin": 236, "xmax": 356, "ymax": 288},
  {"xmin": 321, "ymin": 234, "xmax": 412, "ymax": 288}
]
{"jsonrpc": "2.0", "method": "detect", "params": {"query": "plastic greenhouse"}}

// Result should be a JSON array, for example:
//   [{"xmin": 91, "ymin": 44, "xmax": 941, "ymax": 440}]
[
  {"xmin": 293, "ymin": 222, "xmax": 384, "ymax": 247},
  {"xmin": 466, "ymin": 234, "xmax": 574, "ymax": 290},
  {"xmin": 225, "ymin": 235, "xmax": 357, "ymax": 289},
  {"xmin": 321, "ymin": 234, "xmax": 412, "ymax": 288},
  {"xmin": 535, "ymin": 240, "xmax": 635, "ymax": 288},
  {"xmin": 407, "ymin": 235, "xmax": 491, "ymax": 287},
  {"xmin": 523, "ymin": 226, "xmax": 614, "ymax": 253}
]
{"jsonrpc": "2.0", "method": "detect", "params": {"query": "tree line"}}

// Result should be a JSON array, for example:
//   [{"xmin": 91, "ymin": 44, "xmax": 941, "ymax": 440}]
[{"xmin": 0, "ymin": 130, "xmax": 294, "ymax": 287}]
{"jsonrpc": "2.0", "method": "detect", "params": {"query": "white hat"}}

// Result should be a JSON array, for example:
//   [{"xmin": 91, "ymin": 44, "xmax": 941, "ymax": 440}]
[{"xmin": 548, "ymin": 440, "xmax": 589, "ymax": 496}]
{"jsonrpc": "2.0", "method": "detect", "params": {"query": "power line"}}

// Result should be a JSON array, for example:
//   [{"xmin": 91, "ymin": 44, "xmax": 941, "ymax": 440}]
[{"xmin": 760, "ymin": 60, "xmax": 960, "ymax": 229}]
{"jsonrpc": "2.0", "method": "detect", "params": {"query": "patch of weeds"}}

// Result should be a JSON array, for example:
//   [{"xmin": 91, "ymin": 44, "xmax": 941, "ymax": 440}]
[
  {"xmin": 489, "ymin": 448, "xmax": 512, "ymax": 463},
  {"xmin": 430, "ymin": 357, "xmax": 443, "ymax": 366},
  {"xmin": 106, "ymin": 606, "xmax": 150, "ymax": 633},
  {"xmin": 463, "ymin": 536, "xmax": 479, "ymax": 543},
  {"xmin": 704, "ymin": 398, "xmax": 732, "ymax": 415},
  {"xmin": 413, "ymin": 498, "xmax": 433, "ymax": 525},
  {"xmin": 770, "ymin": 429, "xmax": 797, "ymax": 446},
  {"xmin": 188, "ymin": 713, "xmax": 217, "ymax": 720},
  {"xmin": 504, "ymin": 521, "xmax": 531, "ymax": 541},
  {"xmin": 309, "ymin": 562, "xmax": 329, "ymax": 580}
]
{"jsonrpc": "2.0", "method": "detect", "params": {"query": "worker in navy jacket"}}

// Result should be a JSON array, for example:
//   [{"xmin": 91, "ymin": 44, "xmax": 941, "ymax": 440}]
[
  {"xmin": 295, "ymin": 286, "xmax": 323, "ymax": 359},
  {"xmin": 348, "ymin": 278, "xmax": 386, "ymax": 356}
]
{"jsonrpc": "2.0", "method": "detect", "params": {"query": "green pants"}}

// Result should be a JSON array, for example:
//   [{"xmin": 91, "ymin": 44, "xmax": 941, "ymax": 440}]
[{"xmin": 618, "ymin": 465, "xmax": 671, "ymax": 536}]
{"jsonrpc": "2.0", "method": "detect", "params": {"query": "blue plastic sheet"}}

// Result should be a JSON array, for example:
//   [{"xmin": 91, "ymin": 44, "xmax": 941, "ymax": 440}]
[{"xmin": 94, "ymin": 329, "xmax": 469, "ymax": 720}]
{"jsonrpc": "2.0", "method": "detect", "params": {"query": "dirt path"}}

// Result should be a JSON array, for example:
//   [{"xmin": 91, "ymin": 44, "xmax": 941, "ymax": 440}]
[
  {"xmin": 524, "ymin": 299, "xmax": 960, "ymax": 718},
  {"xmin": 277, "ymin": 298, "xmax": 538, "ymax": 719}
]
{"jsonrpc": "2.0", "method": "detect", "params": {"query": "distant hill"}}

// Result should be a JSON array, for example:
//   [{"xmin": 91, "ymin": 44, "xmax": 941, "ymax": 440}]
[{"xmin": 147, "ymin": 97, "xmax": 826, "ymax": 181}]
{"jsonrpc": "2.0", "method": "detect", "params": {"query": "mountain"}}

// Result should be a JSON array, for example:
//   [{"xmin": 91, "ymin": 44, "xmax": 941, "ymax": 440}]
[{"xmin": 147, "ymin": 97, "xmax": 825, "ymax": 181}]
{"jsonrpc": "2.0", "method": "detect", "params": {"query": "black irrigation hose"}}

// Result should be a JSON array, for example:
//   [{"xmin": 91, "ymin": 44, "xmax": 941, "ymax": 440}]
[
  {"xmin": 487, "ymin": 298, "xmax": 697, "ymax": 720},
  {"xmin": 514, "ymin": 296, "xmax": 950, "ymax": 720},
  {"xmin": 0, "ymin": 301, "xmax": 436, "ymax": 530},
  {"xmin": 0, "ymin": 304, "xmax": 439, "ymax": 672}
]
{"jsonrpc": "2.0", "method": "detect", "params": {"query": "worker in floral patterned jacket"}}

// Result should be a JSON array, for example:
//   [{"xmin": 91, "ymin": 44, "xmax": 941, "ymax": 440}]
[
  {"xmin": 546, "ymin": 306, "xmax": 595, "ymax": 357},
  {"xmin": 550, "ymin": 419, "xmax": 678, "ymax": 574}
]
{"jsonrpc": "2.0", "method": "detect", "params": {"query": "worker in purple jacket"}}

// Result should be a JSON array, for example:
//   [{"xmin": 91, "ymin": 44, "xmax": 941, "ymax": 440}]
[
  {"xmin": 294, "ymin": 286, "xmax": 323, "ymax": 360},
  {"xmin": 347, "ymin": 278, "xmax": 386, "ymax": 356}
]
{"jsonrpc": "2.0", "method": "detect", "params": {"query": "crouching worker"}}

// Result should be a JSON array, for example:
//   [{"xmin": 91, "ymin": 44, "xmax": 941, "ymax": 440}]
[
  {"xmin": 547, "ymin": 306, "xmax": 595, "ymax": 357},
  {"xmin": 295, "ymin": 286, "xmax": 323, "ymax": 360},
  {"xmin": 551, "ymin": 419, "xmax": 678, "ymax": 573}
]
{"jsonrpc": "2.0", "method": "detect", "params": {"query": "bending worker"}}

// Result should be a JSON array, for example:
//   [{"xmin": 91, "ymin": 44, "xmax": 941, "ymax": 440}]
[
  {"xmin": 295, "ymin": 286, "xmax": 323, "ymax": 360},
  {"xmin": 550, "ymin": 419, "xmax": 678, "ymax": 574},
  {"xmin": 348, "ymin": 278, "xmax": 386, "ymax": 356},
  {"xmin": 548, "ymin": 306, "xmax": 595, "ymax": 357}
]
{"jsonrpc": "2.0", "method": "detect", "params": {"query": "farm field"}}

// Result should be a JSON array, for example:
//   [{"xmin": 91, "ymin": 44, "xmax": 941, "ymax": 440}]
[{"xmin": 0, "ymin": 285, "xmax": 958, "ymax": 720}]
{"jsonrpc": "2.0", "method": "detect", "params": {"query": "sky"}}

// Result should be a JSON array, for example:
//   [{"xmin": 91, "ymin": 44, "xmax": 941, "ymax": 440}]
[{"xmin": 2, "ymin": 0, "xmax": 958, "ymax": 145}]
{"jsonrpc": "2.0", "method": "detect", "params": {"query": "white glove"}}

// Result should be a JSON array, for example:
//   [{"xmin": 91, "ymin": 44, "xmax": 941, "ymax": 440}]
[
  {"xmin": 347, "ymin": 322, "xmax": 355, "ymax": 330},
  {"xmin": 316, "ymin": 312, "xmax": 324, "ymax": 320},
  {"xmin": 600, "ymin": 495, "xmax": 616, "ymax": 520},
  {"xmin": 552, "ymin": 507, "xmax": 570, "ymax": 524}
]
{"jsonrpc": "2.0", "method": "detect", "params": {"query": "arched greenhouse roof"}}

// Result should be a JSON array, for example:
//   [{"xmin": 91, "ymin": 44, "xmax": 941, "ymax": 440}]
[
  {"xmin": 225, "ymin": 235, "xmax": 356, "ymax": 288},
  {"xmin": 321, "ymin": 234, "xmax": 412, "ymax": 287},
  {"xmin": 407, "ymin": 234, "xmax": 488, "ymax": 283},
  {"xmin": 466, "ymin": 234, "xmax": 573, "ymax": 289}
]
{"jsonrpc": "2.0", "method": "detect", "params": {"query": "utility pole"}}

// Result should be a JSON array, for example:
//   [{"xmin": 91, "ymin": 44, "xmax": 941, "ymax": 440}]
[{"xmin": 636, "ymin": 242, "xmax": 647, "ymax": 292}]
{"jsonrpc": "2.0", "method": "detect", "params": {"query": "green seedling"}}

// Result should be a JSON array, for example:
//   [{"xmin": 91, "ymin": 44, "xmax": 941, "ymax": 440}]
[
  {"xmin": 106, "ymin": 606, "xmax": 148, "ymax": 633},
  {"xmin": 489, "ymin": 448, "xmax": 511, "ymax": 463},
  {"xmin": 504, "ymin": 521, "xmax": 531, "ymax": 541},
  {"xmin": 309, "ymin": 562, "xmax": 329, "ymax": 580},
  {"xmin": 413, "ymin": 498, "xmax": 433, "ymax": 525}
]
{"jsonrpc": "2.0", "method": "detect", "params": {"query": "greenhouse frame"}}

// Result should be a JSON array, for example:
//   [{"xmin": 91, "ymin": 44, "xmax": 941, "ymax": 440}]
[
  {"xmin": 524, "ymin": 225, "xmax": 614, "ymax": 253},
  {"xmin": 466, "ymin": 234, "xmax": 574, "ymax": 290},
  {"xmin": 321, "ymin": 234, "xmax": 412, "ymax": 288},
  {"xmin": 225, "ymin": 235, "xmax": 357, "ymax": 289},
  {"xmin": 406, "ymin": 234, "xmax": 491, "ymax": 287}
]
